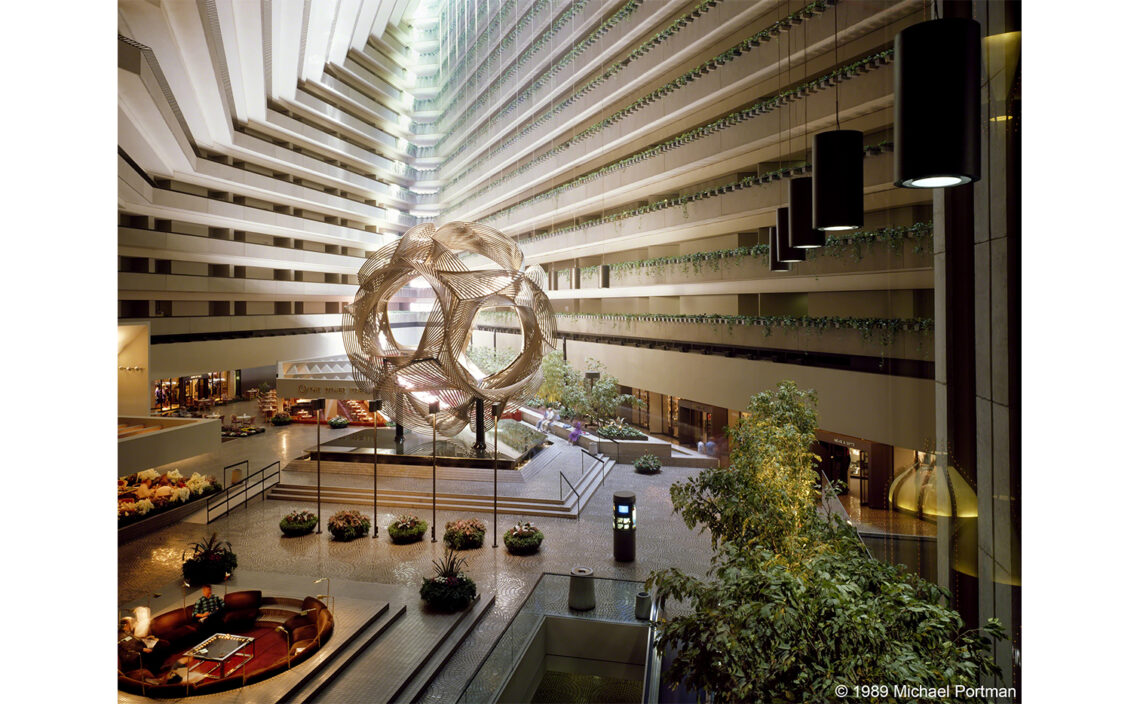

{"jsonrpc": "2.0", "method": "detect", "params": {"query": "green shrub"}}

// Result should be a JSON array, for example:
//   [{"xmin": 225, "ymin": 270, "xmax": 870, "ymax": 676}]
[
  {"xmin": 270, "ymin": 413, "xmax": 292, "ymax": 426},
  {"xmin": 388, "ymin": 514, "xmax": 428, "ymax": 544},
  {"xmin": 279, "ymin": 509, "xmax": 318, "ymax": 537},
  {"xmin": 503, "ymin": 521, "xmax": 544, "ymax": 555},
  {"xmin": 327, "ymin": 415, "xmax": 349, "ymax": 429},
  {"xmin": 647, "ymin": 382, "xmax": 1005, "ymax": 702},
  {"xmin": 598, "ymin": 422, "xmax": 647, "ymax": 440},
  {"xmin": 443, "ymin": 518, "xmax": 486, "ymax": 550},
  {"xmin": 634, "ymin": 453, "xmax": 662, "ymax": 474},
  {"xmin": 327, "ymin": 510, "xmax": 370, "ymax": 541}
]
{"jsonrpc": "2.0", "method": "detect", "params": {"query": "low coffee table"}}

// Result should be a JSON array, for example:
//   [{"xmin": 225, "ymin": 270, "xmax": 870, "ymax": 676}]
[{"xmin": 183, "ymin": 633, "xmax": 255, "ymax": 681}]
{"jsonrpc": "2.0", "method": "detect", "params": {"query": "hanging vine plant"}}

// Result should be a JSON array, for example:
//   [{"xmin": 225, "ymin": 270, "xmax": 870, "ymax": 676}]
[{"xmin": 475, "ymin": 311, "xmax": 933, "ymax": 350}]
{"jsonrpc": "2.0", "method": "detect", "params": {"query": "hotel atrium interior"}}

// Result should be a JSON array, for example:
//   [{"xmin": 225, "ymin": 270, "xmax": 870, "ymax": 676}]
[{"xmin": 12, "ymin": 0, "xmax": 1132, "ymax": 701}]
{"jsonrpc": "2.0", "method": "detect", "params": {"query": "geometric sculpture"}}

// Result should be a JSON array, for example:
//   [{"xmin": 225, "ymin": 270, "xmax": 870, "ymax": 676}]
[{"xmin": 342, "ymin": 221, "xmax": 557, "ymax": 437}]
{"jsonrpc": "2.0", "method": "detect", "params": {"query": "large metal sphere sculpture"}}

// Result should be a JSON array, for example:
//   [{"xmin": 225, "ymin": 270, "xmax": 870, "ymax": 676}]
[{"xmin": 342, "ymin": 221, "xmax": 557, "ymax": 437}]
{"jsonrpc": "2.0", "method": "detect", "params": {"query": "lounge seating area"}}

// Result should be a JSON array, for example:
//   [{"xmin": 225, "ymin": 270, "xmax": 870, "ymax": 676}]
[{"xmin": 117, "ymin": 591, "xmax": 333, "ymax": 697}]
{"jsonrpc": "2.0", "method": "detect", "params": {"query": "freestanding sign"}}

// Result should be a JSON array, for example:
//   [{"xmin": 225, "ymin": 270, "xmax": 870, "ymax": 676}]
[{"xmin": 613, "ymin": 491, "xmax": 636, "ymax": 562}]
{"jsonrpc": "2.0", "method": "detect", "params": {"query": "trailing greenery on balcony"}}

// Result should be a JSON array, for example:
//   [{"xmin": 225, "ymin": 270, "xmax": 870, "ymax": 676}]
[
  {"xmin": 419, "ymin": 0, "xmax": 603, "ymax": 130},
  {"xmin": 440, "ymin": 0, "xmax": 841, "ymax": 209},
  {"xmin": 435, "ymin": 0, "xmax": 703, "ymax": 163},
  {"xmin": 476, "ymin": 310, "xmax": 933, "ymax": 347},
  {"xmin": 513, "ymin": 142, "xmax": 893, "ymax": 246},
  {"xmin": 427, "ymin": 0, "xmax": 644, "ymax": 158},
  {"xmin": 581, "ymin": 223, "xmax": 934, "ymax": 278}
]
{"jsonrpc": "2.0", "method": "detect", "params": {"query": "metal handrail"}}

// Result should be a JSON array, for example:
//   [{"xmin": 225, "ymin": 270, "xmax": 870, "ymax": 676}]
[
  {"xmin": 579, "ymin": 446, "xmax": 606, "ymax": 476},
  {"xmin": 207, "ymin": 460, "xmax": 282, "ymax": 523},
  {"xmin": 558, "ymin": 471, "xmax": 580, "ymax": 519}
]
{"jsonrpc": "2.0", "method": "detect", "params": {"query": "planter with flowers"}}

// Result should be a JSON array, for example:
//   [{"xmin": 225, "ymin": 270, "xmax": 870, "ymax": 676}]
[
  {"xmin": 280, "ymin": 509, "xmax": 318, "ymax": 537},
  {"xmin": 388, "ymin": 514, "xmax": 428, "ymax": 544},
  {"xmin": 271, "ymin": 413, "xmax": 292, "ymax": 426},
  {"xmin": 634, "ymin": 453, "xmax": 663, "ymax": 474},
  {"xmin": 327, "ymin": 415, "xmax": 349, "ymax": 429},
  {"xmin": 420, "ymin": 549, "xmax": 477, "ymax": 612},
  {"xmin": 503, "ymin": 521, "xmax": 544, "ymax": 555},
  {"xmin": 181, "ymin": 533, "xmax": 238, "ymax": 586},
  {"xmin": 118, "ymin": 469, "xmax": 221, "ymax": 528},
  {"xmin": 328, "ymin": 510, "xmax": 371, "ymax": 541},
  {"xmin": 444, "ymin": 518, "xmax": 486, "ymax": 550}
]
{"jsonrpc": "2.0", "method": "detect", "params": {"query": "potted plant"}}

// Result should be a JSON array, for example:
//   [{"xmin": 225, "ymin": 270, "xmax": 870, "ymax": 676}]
[
  {"xmin": 419, "ymin": 549, "xmax": 477, "ymax": 612},
  {"xmin": 388, "ymin": 514, "xmax": 428, "ymax": 544},
  {"xmin": 327, "ymin": 415, "xmax": 349, "ymax": 429},
  {"xmin": 327, "ymin": 510, "xmax": 370, "ymax": 541},
  {"xmin": 634, "ymin": 453, "xmax": 663, "ymax": 474},
  {"xmin": 503, "ymin": 521, "xmax": 544, "ymax": 555},
  {"xmin": 181, "ymin": 533, "xmax": 238, "ymax": 586},
  {"xmin": 280, "ymin": 509, "xmax": 318, "ymax": 537},
  {"xmin": 443, "ymin": 518, "xmax": 486, "ymax": 550},
  {"xmin": 271, "ymin": 413, "xmax": 292, "ymax": 426}
]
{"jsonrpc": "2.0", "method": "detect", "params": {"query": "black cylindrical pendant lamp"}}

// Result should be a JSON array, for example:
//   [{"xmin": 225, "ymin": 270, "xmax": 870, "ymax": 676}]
[
  {"xmin": 789, "ymin": 177, "xmax": 826, "ymax": 248},
  {"xmin": 775, "ymin": 206, "xmax": 804, "ymax": 263},
  {"xmin": 893, "ymin": 18, "xmax": 982, "ymax": 188},
  {"xmin": 812, "ymin": 130, "xmax": 863, "ymax": 230},
  {"xmin": 768, "ymin": 226, "xmax": 789, "ymax": 272}
]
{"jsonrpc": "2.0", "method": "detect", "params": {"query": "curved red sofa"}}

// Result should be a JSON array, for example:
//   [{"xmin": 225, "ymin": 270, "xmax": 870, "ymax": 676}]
[{"xmin": 117, "ymin": 591, "xmax": 333, "ymax": 697}]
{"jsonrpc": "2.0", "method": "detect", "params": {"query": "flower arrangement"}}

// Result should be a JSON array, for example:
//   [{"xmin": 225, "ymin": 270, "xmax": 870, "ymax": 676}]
[
  {"xmin": 443, "ymin": 518, "xmax": 486, "ymax": 550},
  {"xmin": 328, "ymin": 510, "xmax": 371, "ymax": 541},
  {"xmin": 280, "ymin": 509, "xmax": 318, "ymax": 537},
  {"xmin": 118, "ymin": 470, "xmax": 220, "ymax": 527},
  {"xmin": 634, "ymin": 453, "xmax": 663, "ymax": 474},
  {"xmin": 327, "ymin": 415, "xmax": 349, "ymax": 429},
  {"xmin": 271, "ymin": 413, "xmax": 292, "ymax": 426},
  {"xmin": 419, "ymin": 549, "xmax": 477, "ymax": 612},
  {"xmin": 503, "ymin": 521, "xmax": 544, "ymax": 556},
  {"xmin": 388, "ymin": 514, "xmax": 428, "ymax": 544},
  {"xmin": 181, "ymin": 532, "xmax": 237, "ymax": 586}
]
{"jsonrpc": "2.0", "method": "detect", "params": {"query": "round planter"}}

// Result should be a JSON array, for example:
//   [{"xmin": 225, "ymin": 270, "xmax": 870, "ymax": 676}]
[
  {"xmin": 329, "ymin": 526, "xmax": 367, "ymax": 542},
  {"xmin": 388, "ymin": 521, "xmax": 427, "ymax": 544},
  {"xmin": 443, "ymin": 531, "xmax": 485, "ymax": 550},
  {"xmin": 420, "ymin": 577, "xmax": 476, "ymax": 613},
  {"xmin": 503, "ymin": 532, "xmax": 544, "ymax": 556},
  {"xmin": 182, "ymin": 560, "xmax": 230, "ymax": 586},
  {"xmin": 280, "ymin": 520, "xmax": 317, "ymax": 537}
]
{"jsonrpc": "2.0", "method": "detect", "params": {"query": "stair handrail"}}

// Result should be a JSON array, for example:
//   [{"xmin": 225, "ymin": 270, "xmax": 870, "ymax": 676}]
[
  {"xmin": 559, "ymin": 471, "xmax": 581, "ymax": 519},
  {"xmin": 207, "ymin": 459, "xmax": 282, "ymax": 523},
  {"xmin": 580, "ymin": 446, "xmax": 606, "ymax": 476}
]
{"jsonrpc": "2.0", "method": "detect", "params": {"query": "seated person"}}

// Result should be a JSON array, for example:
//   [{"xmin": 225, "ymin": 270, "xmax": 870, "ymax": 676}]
[
  {"xmin": 118, "ymin": 618, "xmax": 167, "ymax": 673},
  {"xmin": 192, "ymin": 585, "xmax": 225, "ymax": 633},
  {"xmin": 567, "ymin": 420, "xmax": 583, "ymax": 444},
  {"xmin": 537, "ymin": 408, "xmax": 553, "ymax": 431},
  {"xmin": 697, "ymin": 440, "xmax": 706, "ymax": 454},
  {"xmin": 705, "ymin": 439, "xmax": 717, "ymax": 457}
]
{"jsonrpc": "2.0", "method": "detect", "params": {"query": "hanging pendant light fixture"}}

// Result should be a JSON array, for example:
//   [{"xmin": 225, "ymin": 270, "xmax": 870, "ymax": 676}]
[
  {"xmin": 893, "ymin": 16, "xmax": 982, "ymax": 188},
  {"xmin": 813, "ymin": 3, "xmax": 863, "ymax": 230},
  {"xmin": 769, "ymin": 225, "xmax": 790, "ymax": 272},
  {"xmin": 789, "ymin": 177, "xmax": 824, "ymax": 248},
  {"xmin": 775, "ymin": 206, "xmax": 804, "ymax": 263}
]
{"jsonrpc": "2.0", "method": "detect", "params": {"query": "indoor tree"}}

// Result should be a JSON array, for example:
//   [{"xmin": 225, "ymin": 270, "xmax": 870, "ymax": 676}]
[{"xmin": 646, "ymin": 381, "xmax": 1005, "ymax": 703}]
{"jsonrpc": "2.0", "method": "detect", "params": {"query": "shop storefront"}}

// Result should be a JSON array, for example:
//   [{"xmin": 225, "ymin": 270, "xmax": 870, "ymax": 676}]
[{"xmin": 152, "ymin": 371, "xmax": 238, "ymax": 414}]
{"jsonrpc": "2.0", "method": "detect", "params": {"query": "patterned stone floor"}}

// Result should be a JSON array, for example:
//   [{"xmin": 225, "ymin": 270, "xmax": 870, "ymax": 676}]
[{"xmin": 118, "ymin": 408, "xmax": 717, "ymax": 704}]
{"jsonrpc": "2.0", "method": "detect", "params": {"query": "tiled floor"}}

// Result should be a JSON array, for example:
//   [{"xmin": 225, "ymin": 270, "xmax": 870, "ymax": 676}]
[{"xmin": 119, "ymin": 403, "xmax": 717, "ymax": 703}]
